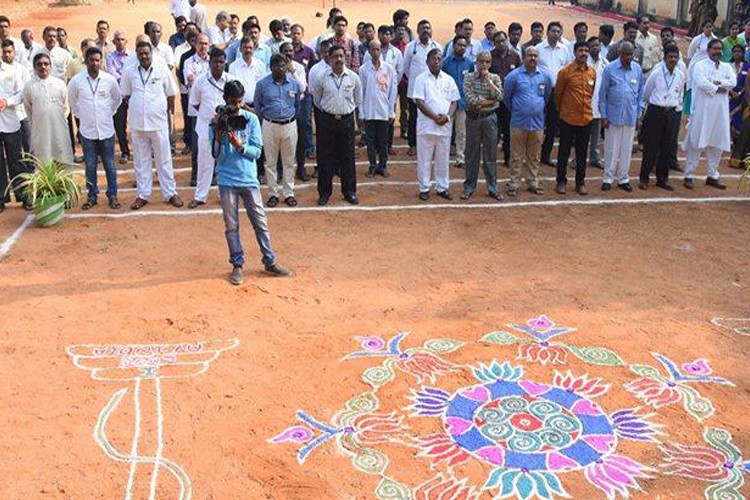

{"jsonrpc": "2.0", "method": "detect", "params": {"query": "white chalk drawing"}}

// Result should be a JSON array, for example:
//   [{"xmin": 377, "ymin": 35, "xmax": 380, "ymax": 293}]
[
  {"xmin": 710, "ymin": 318, "xmax": 750, "ymax": 337},
  {"xmin": 68, "ymin": 338, "xmax": 239, "ymax": 500}
]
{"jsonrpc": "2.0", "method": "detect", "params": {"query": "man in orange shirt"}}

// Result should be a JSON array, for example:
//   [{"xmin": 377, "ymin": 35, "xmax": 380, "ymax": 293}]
[{"xmin": 554, "ymin": 41, "xmax": 596, "ymax": 195}]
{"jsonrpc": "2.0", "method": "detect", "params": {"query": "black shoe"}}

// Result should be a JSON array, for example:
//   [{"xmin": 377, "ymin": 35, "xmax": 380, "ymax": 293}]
[
  {"xmin": 706, "ymin": 177, "xmax": 727, "ymax": 190},
  {"xmin": 189, "ymin": 179, "xmax": 197, "ymax": 187},
  {"xmin": 344, "ymin": 194, "xmax": 359, "ymax": 205},
  {"xmin": 295, "ymin": 171, "xmax": 311, "ymax": 182},
  {"xmin": 638, "ymin": 181, "xmax": 648, "ymax": 190},
  {"xmin": 418, "ymin": 191, "xmax": 429, "ymax": 201},
  {"xmin": 317, "ymin": 196, "xmax": 329, "ymax": 206},
  {"xmin": 589, "ymin": 161, "xmax": 603, "ymax": 169},
  {"xmin": 670, "ymin": 165, "xmax": 684, "ymax": 172},
  {"xmin": 22, "ymin": 199, "xmax": 33, "ymax": 211},
  {"xmin": 265, "ymin": 262, "xmax": 291, "ymax": 277},
  {"xmin": 618, "ymin": 183, "xmax": 633, "ymax": 192},
  {"xmin": 436, "ymin": 190, "xmax": 453, "ymax": 200},
  {"xmin": 656, "ymin": 181, "xmax": 675, "ymax": 191},
  {"xmin": 267, "ymin": 196, "xmax": 279, "ymax": 207},
  {"xmin": 366, "ymin": 167, "xmax": 376, "ymax": 178},
  {"xmin": 0, "ymin": 203, "xmax": 5, "ymax": 213},
  {"xmin": 601, "ymin": 182, "xmax": 612, "ymax": 191},
  {"xmin": 541, "ymin": 158, "xmax": 556, "ymax": 168},
  {"xmin": 684, "ymin": 178, "xmax": 695, "ymax": 189},
  {"xmin": 378, "ymin": 169, "xmax": 390, "ymax": 178}
]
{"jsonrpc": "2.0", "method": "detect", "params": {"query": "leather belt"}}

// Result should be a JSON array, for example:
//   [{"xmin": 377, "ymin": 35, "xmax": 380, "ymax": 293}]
[
  {"xmin": 467, "ymin": 109, "xmax": 496, "ymax": 119},
  {"xmin": 267, "ymin": 116, "xmax": 296, "ymax": 125}
]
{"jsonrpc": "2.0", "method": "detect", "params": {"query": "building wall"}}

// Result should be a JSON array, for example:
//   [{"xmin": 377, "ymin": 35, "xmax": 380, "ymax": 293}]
[{"xmin": 582, "ymin": 0, "xmax": 728, "ymax": 27}]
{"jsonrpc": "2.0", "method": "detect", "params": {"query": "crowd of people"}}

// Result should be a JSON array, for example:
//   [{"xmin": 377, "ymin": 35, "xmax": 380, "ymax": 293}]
[{"xmin": 0, "ymin": 4, "xmax": 746, "ymax": 215}]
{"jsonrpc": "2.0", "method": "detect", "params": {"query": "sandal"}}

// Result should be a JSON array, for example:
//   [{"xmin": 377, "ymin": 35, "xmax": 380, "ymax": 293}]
[
  {"xmin": 460, "ymin": 192, "xmax": 472, "ymax": 200},
  {"xmin": 130, "ymin": 197, "xmax": 148, "ymax": 210},
  {"xmin": 108, "ymin": 197, "xmax": 122, "ymax": 209},
  {"xmin": 507, "ymin": 188, "xmax": 518, "ymax": 197},
  {"xmin": 489, "ymin": 191, "xmax": 504, "ymax": 201},
  {"xmin": 284, "ymin": 196, "xmax": 298, "ymax": 207},
  {"xmin": 267, "ymin": 196, "xmax": 279, "ymax": 207},
  {"xmin": 527, "ymin": 186, "xmax": 544, "ymax": 195},
  {"xmin": 81, "ymin": 199, "xmax": 97, "ymax": 210}
]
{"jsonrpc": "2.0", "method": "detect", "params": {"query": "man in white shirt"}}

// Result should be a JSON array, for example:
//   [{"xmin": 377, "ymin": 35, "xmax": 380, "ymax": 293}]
[
  {"xmin": 0, "ymin": 17, "xmax": 26, "ymax": 67},
  {"xmin": 122, "ymin": 41, "xmax": 183, "ymax": 210},
  {"xmin": 0, "ymin": 42, "xmax": 31, "ymax": 212},
  {"xmin": 68, "ymin": 47, "xmax": 122, "ymax": 209},
  {"xmin": 363, "ymin": 25, "xmax": 403, "ymax": 154},
  {"xmin": 207, "ymin": 11, "xmax": 235, "ymax": 50},
  {"xmin": 146, "ymin": 22, "xmax": 177, "ymax": 154},
  {"xmin": 682, "ymin": 39, "xmax": 733, "ymax": 190},
  {"xmin": 568, "ymin": 22, "xmax": 588, "ymax": 59},
  {"xmin": 413, "ymin": 48, "xmax": 460, "ymax": 201},
  {"xmin": 639, "ymin": 45, "xmax": 685, "ymax": 191},
  {"xmin": 403, "ymin": 20, "xmax": 441, "ymax": 156},
  {"xmin": 183, "ymin": 33, "xmax": 210, "ymax": 184},
  {"xmin": 229, "ymin": 36, "xmax": 268, "ymax": 107},
  {"xmin": 189, "ymin": 0, "xmax": 208, "ymax": 34},
  {"xmin": 265, "ymin": 19, "xmax": 290, "ymax": 55},
  {"xmin": 31, "ymin": 26, "xmax": 72, "ymax": 81},
  {"xmin": 537, "ymin": 21, "xmax": 572, "ymax": 166},
  {"xmin": 635, "ymin": 15, "xmax": 662, "ymax": 76},
  {"xmin": 587, "ymin": 36, "xmax": 608, "ymax": 169},
  {"xmin": 20, "ymin": 30, "xmax": 42, "ymax": 67},
  {"xmin": 1, "ymin": 41, "xmax": 30, "ymax": 154},
  {"xmin": 188, "ymin": 47, "xmax": 236, "ymax": 208},
  {"xmin": 359, "ymin": 40, "xmax": 397, "ymax": 178}
]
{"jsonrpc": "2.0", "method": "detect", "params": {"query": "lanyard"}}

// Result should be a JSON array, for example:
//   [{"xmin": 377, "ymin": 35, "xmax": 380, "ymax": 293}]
[
  {"xmin": 87, "ymin": 76, "xmax": 100, "ymax": 97},
  {"xmin": 208, "ymin": 76, "xmax": 224, "ymax": 93},
  {"xmin": 331, "ymin": 73, "xmax": 345, "ymax": 91},
  {"xmin": 662, "ymin": 67, "xmax": 676, "ymax": 92},
  {"xmin": 139, "ymin": 66, "xmax": 153, "ymax": 87}
]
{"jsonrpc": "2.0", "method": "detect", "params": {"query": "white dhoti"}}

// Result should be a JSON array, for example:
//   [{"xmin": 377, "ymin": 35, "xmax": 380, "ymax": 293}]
[
  {"xmin": 417, "ymin": 134, "xmax": 450, "ymax": 193},
  {"xmin": 132, "ymin": 128, "xmax": 177, "ymax": 201},
  {"xmin": 684, "ymin": 141, "xmax": 722, "ymax": 180},
  {"xmin": 194, "ymin": 119, "xmax": 214, "ymax": 203},
  {"xmin": 603, "ymin": 125, "xmax": 635, "ymax": 185},
  {"xmin": 262, "ymin": 121, "xmax": 297, "ymax": 199}
]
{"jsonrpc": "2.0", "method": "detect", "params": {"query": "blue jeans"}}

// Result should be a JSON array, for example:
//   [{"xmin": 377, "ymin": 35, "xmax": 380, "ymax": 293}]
[
  {"xmin": 219, "ymin": 185, "xmax": 276, "ymax": 268},
  {"xmin": 300, "ymin": 94, "xmax": 314, "ymax": 155},
  {"xmin": 81, "ymin": 135, "xmax": 117, "ymax": 200}
]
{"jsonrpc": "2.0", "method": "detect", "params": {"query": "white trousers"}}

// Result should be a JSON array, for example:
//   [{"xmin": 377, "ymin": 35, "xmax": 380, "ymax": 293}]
[
  {"xmin": 454, "ymin": 109, "xmax": 466, "ymax": 164},
  {"xmin": 194, "ymin": 120, "xmax": 214, "ymax": 203},
  {"xmin": 132, "ymin": 128, "xmax": 176, "ymax": 201},
  {"xmin": 262, "ymin": 120, "xmax": 297, "ymax": 198},
  {"xmin": 417, "ymin": 134, "xmax": 451, "ymax": 193},
  {"xmin": 684, "ymin": 141, "xmax": 722, "ymax": 180},
  {"xmin": 603, "ymin": 124, "xmax": 635, "ymax": 185}
]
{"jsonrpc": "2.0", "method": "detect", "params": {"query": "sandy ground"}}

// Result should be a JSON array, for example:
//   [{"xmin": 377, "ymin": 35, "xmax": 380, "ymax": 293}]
[{"xmin": 1, "ymin": 1, "xmax": 749, "ymax": 499}]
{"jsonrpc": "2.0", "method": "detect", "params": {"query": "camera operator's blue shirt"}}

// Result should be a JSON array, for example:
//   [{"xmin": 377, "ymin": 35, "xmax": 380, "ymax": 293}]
[
  {"xmin": 211, "ymin": 110, "xmax": 263, "ymax": 188},
  {"xmin": 253, "ymin": 73, "xmax": 301, "ymax": 121}
]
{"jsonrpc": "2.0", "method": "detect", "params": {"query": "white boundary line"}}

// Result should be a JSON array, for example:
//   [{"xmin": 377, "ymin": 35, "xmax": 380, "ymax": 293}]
[
  {"xmin": 0, "ymin": 214, "xmax": 34, "ymax": 260},
  {"xmin": 125, "ymin": 377, "xmax": 141, "ymax": 500},
  {"xmin": 64, "ymin": 195, "xmax": 749, "ymax": 219},
  {"xmin": 149, "ymin": 377, "xmax": 164, "ymax": 500}
]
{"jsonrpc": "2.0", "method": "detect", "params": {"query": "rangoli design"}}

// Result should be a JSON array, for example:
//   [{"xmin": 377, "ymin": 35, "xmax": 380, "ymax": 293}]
[
  {"xmin": 270, "ymin": 316, "xmax": 678, "ymax": 500},
  {"xmin": 625, "ymin": 353, "xmax": 734, "ymax": 422},
  {"xmin": 661, "ymin": 427, "xmax": 750, "ymax": 500},
  {"xmin": 710, "ymin": 317, "xmax": 750, "ymax": 337},
  {"xmin": 481, "ymin": 315, "xmax": 625, "ymax": 367},
  {"xmin": 68, "ymin": 339, "xmax": 238, "ymax": 500}
]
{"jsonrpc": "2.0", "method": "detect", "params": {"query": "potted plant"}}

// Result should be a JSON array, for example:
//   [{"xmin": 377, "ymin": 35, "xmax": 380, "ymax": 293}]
[{"xmin": 9, "ymin": 155, "xmax": 83, "ymax": 227}]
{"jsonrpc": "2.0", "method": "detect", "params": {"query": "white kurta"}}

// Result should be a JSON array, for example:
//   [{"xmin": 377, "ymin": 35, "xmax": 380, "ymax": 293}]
[
  {"xmin": 22, "ymin": 76, "xmax": 73, "ymax": 164},
  {"xmin": 684, "ymin": 59, "xmax": 734, "ymax": 152}
]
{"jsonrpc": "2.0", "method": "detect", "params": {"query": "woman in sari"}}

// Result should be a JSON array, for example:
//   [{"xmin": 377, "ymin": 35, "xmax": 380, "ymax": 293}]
[{"xmin": 729, "ymin": 46, "xmax": 750, "ymax": 169}]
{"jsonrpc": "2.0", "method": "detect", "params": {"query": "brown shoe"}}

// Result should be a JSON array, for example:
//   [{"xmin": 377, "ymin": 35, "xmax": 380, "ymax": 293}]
[
  {"xmin": 575, "ymin": 185, "xmax": 588, "ymax": 196},
  {"xmin": 187, "ymin": 199, "xmax": 205, "ymax": 209},
  {"xmin": 168, "ymin": 194, "xmax": 184, "ymax": 208},
  {"xmin": 130, "ymin": 197, "xmax": 149, "ymax": 210},
  {"xmin": 555, "ymin": 183, "xmax": 566, "ymax": 195}
]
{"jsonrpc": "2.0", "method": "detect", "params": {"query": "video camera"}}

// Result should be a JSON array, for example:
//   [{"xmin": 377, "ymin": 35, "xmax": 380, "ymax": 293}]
[{"xmin": 213, "ymin": 104, "xmax": 249, "ymax": 134}]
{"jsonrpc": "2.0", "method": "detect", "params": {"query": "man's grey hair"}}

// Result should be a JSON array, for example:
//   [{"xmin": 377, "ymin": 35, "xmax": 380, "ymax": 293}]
[
  {"xmin": 216, "ymin": 11, "xmax": 229, "ymax": 23},
  {"xmin": 476, "ymin": 50, "xmax": 492, "ymax": 61},
  {"xmin": 619, "ymin": 41, "xmax": 635, "ymax": 54}
]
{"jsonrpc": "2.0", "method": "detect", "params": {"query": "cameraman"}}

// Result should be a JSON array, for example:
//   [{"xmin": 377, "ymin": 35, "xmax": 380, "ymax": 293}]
[{"xmin": 211, "ymin": 80, "xmax": 291, "ymax": 285}]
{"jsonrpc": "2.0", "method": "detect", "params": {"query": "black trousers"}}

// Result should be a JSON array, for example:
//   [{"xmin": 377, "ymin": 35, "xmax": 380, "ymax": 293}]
[
  {"xmin": 364, "ymin": 120, "xmax": 389, "ymax": 172},
  {"xmin": 640, "ymin": 105, "xmax": 680, "ymax": 185},
  {"xmin": 20, "ymin": 118, "xmax": 30, "ymax": 153},
  {"xmin": 497, "ymin": 102, "xmax": 512, "ymax": 164},
  {"xmin": 541, "ymin": 92, "xmax": 559, "ymax": 162},
  {"xmin": 0, "ymin": 130, "xmax": 27, "ymax": 203},
  {"xmin": 113, "ymin": 101, "xmax": 130, "ymax": 157},
  {"xmin": 67, "ymin": 112, "xmax": 76, "ymax": 154},
  {"xmin": 316, "ymin": 108, "xmax": 356, "ymax": 198},
  {"xmin": 398, "ymin": 82, "xmax": 409, "ymax": 137},
  {"xmin": 557, "ymin": 120, "xmax": 592, "ymax": 187},
  {"xmin": 295, "ymin": 117, "xmax": 306, "ymax": 176},
  {"xmin": 408, "ymin": 99, "xmax": 418, "ymax": 148}
]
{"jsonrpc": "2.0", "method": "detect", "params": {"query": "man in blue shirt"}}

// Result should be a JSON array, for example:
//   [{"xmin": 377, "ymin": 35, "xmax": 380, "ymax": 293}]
[
  {"xmin": 442, "ymin": 34, "xmax": 474, "ymax": 168},
  {"xmin": 212, "ymin": 80, "xmax": 291, "ymax": 285},
  {"xmin": 598, "ymin": 41, "xmax": 644, "ymax": 192},
  {"xmin": 254, "ymin": 53, "xmax": 301, "ymax": 207},
  {"xmin": 503, "ymin": 45, "xmax": 552, "ymax": 196}
]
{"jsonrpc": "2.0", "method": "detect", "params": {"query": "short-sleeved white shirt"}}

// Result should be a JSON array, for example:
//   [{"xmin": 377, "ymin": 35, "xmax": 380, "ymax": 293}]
[
  {"xmin": 412, "ymin": 69, "xmax": 460, "ymax": 137},
  {"xmin": 121, "ymin": 63, "xmax": 176, "ymax": 131}
]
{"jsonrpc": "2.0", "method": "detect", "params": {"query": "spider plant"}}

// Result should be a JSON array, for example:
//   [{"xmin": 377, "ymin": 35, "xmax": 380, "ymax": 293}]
[{"xmin": 9, "ymin": 155, "xmax": 82, "ymax": 208}]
